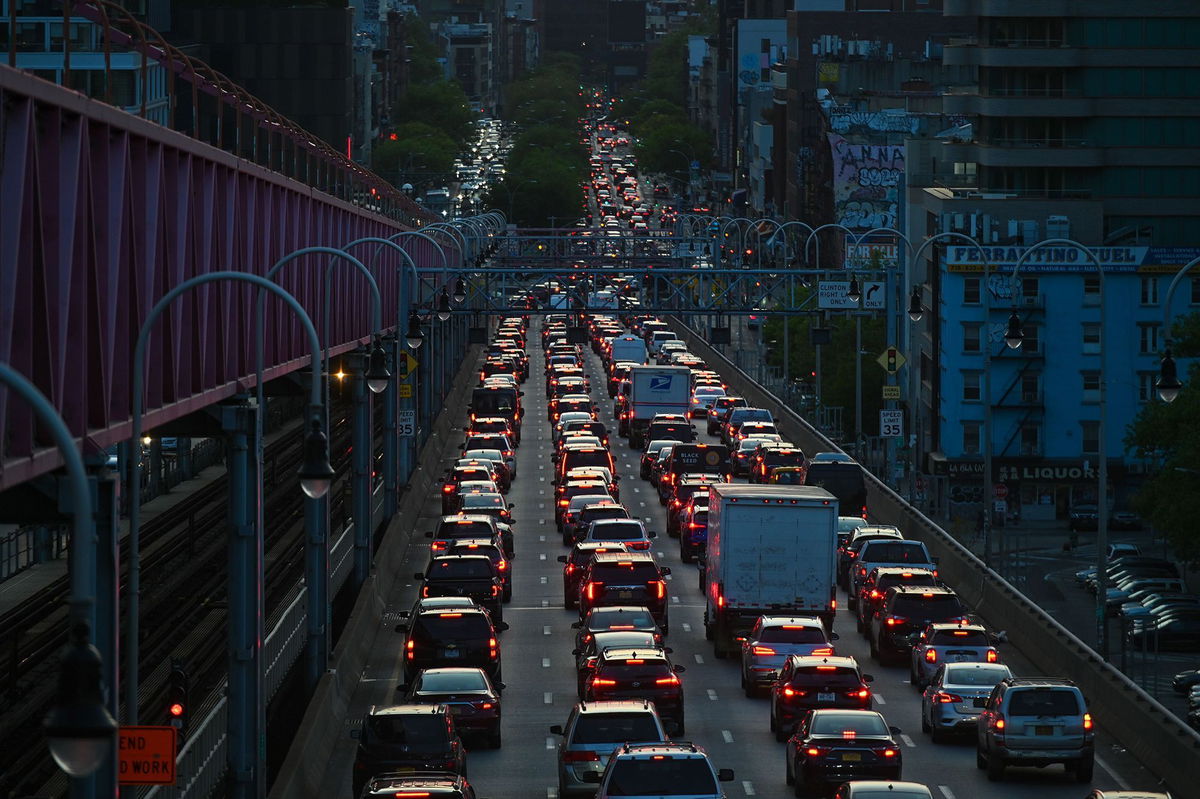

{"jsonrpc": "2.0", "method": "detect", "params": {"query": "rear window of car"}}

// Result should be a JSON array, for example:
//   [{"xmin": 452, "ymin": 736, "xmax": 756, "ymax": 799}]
[
  {"xmin": 592, "ymin": 562, "xmax": 660, "ymax": 581},
  {"xmin": 582, "ymin": 507, "xmax": 630, "ymax": 523},
  {"xmin": 930, "ymin": 630, "xmax": 989, "ymax": 646},
  {"xmin": 471, "ymin": 389, "xmax": 517, "ymax": 415},
  {"xmin": 792, "ymin": 666, "xmax": 860, "ymax": 686},
  {"xmin": 436, "ymin": 520, "xmax": 494, "ymax": 539},
  {"xmin": 862, "ymin": 542, "xmax": 930, "ymax": 563},
  {"xmin": 589, "ymin": 522, "xmax": 646, "ymax": 541},
  {"xmin": 562, "ymin": 451, "xmax": 615, "ymax": 472},
  {"xmin": 891, "ymin": 593, "xmax": 964, "ymax": 619},
  {"xmin": 572, "ymin": 713, "xmax": 663, "ymax": 744},
  {"xmin": 731, "ymin": 409, "xmax": 772, "ymax": 424},
  {"xmin": 599, "ymin": 659, "xmax": 673, "ymax": 679},
  {"xmin": 759, "ymin": 626, "xmax": 827, "ymax": 644},
  {"xmin": 418, "ymin": 671, "xmax": 489, "ymax": 691},
  {"xmin": 411, "ymin": 614, "xmax": 491, "ymax": 641},
  {"xmin": 607, "ymin": 759, "xmax": 717, "ymax": 795},
  {"xmin": 589, "ymin": 608, "xmax": 656, "ymax": 629},
  {"xmin": 675, "ymin": 484, "xmax": 710, "ymax": 502},
  {"xmin": 1007, "ymin": 689, "xmax": 1081, "ymax": 716},
  {"xmin": 428, "ymin": 559, "xmax": 494, "ymax": 579},
  {"xmin": 648, "ymin": 424, "xmax": 692, "ymax": 438},
  {"xmin": 367, "ymin": 714, "xmax": 448, "ymax": 744},
  {"xmin": 876, "ymin": 573, "xmax": 937, "ymax": 592},
  {"xmin": 461, "ymin": 495, "xmax": 504, "ymax": 510},
  {"xmin": 810, "ymin": 713, "xmax": 887, "ymax": 736}
]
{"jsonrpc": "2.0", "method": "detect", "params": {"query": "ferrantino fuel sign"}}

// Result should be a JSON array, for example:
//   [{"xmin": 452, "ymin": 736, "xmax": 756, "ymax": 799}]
[{"xmin": 119, "ymin": 725, "xmax": 176, "ymax": 785}]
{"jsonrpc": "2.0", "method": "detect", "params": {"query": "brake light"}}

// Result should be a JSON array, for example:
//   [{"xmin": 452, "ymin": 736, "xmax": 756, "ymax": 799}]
[
  {"xmin": 564, "ymin": 563, "xmax": 576, "ymax": 575},
  {"xmin": 431, "ymin": 541, "xmax": 447, "ymax": 552},
  {"xmin": 885, "ymin": 616, "xmax": 907, "ymax": 626},
  {"xmin": 649, "ymin": 580, "xmax": 666, "ymax": 599},
  {"xmin": 811, "ymin": 647, "xmax": 834, "ymax": 656},
  {"xmin": 489, "ymin": 637, "xmax": 498, "ymax": 659},
  {"xmin": 986, "ymin": 649, "xmax": 998, "ymax": 663},
  {"xmin": 591, "ymin": 678, "xmax": 617, "ymax": 687},
  {"xmin": 563, "ymin": 750, "xmax": 600, "ymax": 763},
  {"xmin": 656, "ymin": 675, "xmax": 680, "ymax": 686},
  {"xmin": 816, "ymin": 666, "xmax": 837, "ymax": 672},
  {"xmin": 805, "ymin": 747, "xmax": 824, "ymax": 757},
  {"xmin": 869, "ymin": 590, "xmax": 881, "ymax": 599},
  {"xmin": 782, "ymin": 686, "xmax": 806, "ymax": 698},
  {"xmin": 443, "ymin": 484, "xmax": 454, "ymax": 493},
  {"xmin": 831, "ymin": 598, "xmax": 837, "ymax": 610},
  {"xmin": 934, "ymin": 692, "xmax": 962, "ymax": 703},
  {"xmin": 925, "ymin": 649, "xmax": 937, "ymax": 663},
  {"xmin": 421, "ymin": 586, "xmax": 429, "ymax": 597},
  {"xmin": 405, "ymin": 639, "xmax": 414, "ymax": 660},
  {"xmin": 586, "ymin": 582, "xmax": 600, "ymax": 601},
  {"xmin": 882, "ymin": 749, "xmax": 897, "ymax": 758},
  {"xmin": 1083, "ymin": 713, "xmax": 1093, "ymax": 730},
  {"xmin": 480, "ymin": 702, "xmax": 494, "ymax": 710},
  {"xmin": 559, "ymin": 500, "xmax": 569, "ymax": 507},
  {"xmin": 853, "ymin": 688, "xmax": 870, "ymax": 699},
  {"xmin": 993, "ymin": 716, "xmax": 1006, "ymax": 731},
  {"xmin": 752, "ymin": 646, "xmax": 775, "ymax": 656},
  {"xmin": 492, "ymin": 585, "xmax": 500, "ymax": 597},
  {"xmin": 717, "ymin": 593, "xmax": 725, "ymax": 608},
  {"xmin": 861, "ymin": 505, "xmax": 868, "ymax": 518}
]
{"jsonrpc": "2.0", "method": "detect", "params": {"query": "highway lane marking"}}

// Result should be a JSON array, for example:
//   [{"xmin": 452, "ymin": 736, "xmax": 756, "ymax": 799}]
[
  {"xmin": 546, "ymin": 737, "xmax": 556, "ymax": 750},
  {"xmin": 542, "ymin": 658, "xmax": 551, "ymax": 668},
  {"xmin": 707, "ymin": 689, "xmax": 719, "ymax": 701},
  {"xmin": 540, "ymin": 476, "xmax": 546, "ymax": 482},
  {"xmin": 539, "ymin": 535, "xmax": 546, "ymax": 542},
  {"xmin": 741, "ymin": 780, "xmax": 756, "ymax": 796},
  {"xmin": 1095, "ymin": 753, "xmax": 1132, "ymax": 790},
  {"xmin": 539, "ymin": 502, "xmax": 546, "ymax": 509},
  {"xmin": 540, "ymin": 576, "xmax": 548, "ymax": 584},
  {"xmin": 721, "ymin": 729, "xmax": 733, "ymax": 743},
  {"xmin": 899, "ymin": 734, "xmax": 915, "ymax": 748},
  {"xmin": 544, "ymin": 691, "xmax": 553, "ymax": 704},
  {"xmin": 937, "ymin": 787, "xmax": 955, "ymax": 799},
  {"xmin": 671, "ymin": 596, "xmax": 680, "ymax": 604},
  {"xmin": 544, "ymin": 625, "xmax": 552, "ymax": 635},
  {"xmin": 682, "ymin": 623, "xmax": 692, "ymax": 632},
  {"xmin": 694, "ymin": 654, "xmax": 704, "ymax": 664},
  {"xmin": 539, "ymin": 519, "xmax": 546, "ymax": 525},
  {"xmin": 633, "ymin": 487, "xmax": 640, "ymax": 493},
  {"xmin": 547, "ymin": 787, "xmax": 556, "ymax": 798},
  {"xmin": 874, "ymin": 694, "xmax": 885, "ymax": 704},
  {"xmin": 540, "ymin": 553, "xmax": 547, "ymax": 560},
  {"xmin": 541, "ymin": 600, "xmax": 549, "ymax": 607}
]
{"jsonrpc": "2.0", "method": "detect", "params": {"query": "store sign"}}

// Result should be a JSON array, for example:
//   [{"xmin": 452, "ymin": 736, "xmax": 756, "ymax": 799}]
[
  {"xmin": 945, "ymin": 245, "xmax": 1200, "ymax": 274},
  {"xmin": 935, "ymin": 459, "xmax": 1101, "ymax": 480}
]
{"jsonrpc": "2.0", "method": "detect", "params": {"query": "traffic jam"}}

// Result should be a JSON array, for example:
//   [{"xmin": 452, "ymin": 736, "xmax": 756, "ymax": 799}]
[{"xmin": 344, "ymin": 125, "xmax": 1132, "ymax": 799}]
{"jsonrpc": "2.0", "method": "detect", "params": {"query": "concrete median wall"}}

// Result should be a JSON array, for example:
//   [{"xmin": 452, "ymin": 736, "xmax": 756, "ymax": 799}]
[
  {"xmin": 270, "ymin": 341, "xmax": 483, "ymax": 799},
  {"xmin": 668, "ymin": 317, "xmax": 1200, "ymax": 796}
]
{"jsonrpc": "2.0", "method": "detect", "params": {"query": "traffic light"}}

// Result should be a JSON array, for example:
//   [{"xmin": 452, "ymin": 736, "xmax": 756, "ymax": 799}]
[
  {"xmin": 167, "ymin": 660, "xmax": 189, "ymax": 736},
  {"xmin": 885, "ymin": 347, "xmax": 898, "ymax": 374}
]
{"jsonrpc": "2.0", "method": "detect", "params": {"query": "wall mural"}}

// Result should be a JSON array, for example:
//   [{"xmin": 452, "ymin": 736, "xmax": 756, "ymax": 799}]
[{"xmin": 827, "ymin": 133, "xmax": 904, "ymax": 230}]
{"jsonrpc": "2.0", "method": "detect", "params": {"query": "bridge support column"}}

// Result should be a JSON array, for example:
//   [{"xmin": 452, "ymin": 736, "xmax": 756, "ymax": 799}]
[
  {"xmin": 87, "ymin": 450, "xmax": 121, "ymax": 799},
  {"xmin": 304, "ymin": 402, "xmax": 330, "ymax": 693},
  {"xmin": 381, "ymin": 346, "xmax": 398, "ymax": 520},
  {"xmin": 222, "ymin": 397, "xmax": 264, "ymax": 799},
  {"xmin": 352, "ymin": 356, "xmax": 374, "ymax": 589},
  {"xmin": 419, "ymin": 325, "xmax": 433, "ymax": 445}
]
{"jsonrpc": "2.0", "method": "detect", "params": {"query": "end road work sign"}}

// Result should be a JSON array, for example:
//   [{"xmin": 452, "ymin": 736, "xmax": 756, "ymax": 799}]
[{"xmin": 119, "ymin": 725, "xmax": 176, "ymax": 785}]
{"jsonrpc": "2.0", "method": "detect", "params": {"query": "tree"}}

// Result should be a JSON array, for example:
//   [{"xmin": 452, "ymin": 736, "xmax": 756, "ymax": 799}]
[
  {"xmin": 371, "ymin": 123, "xmax": 458, "ymax": 189},
  {"xmin": 1125, "ymin": 312, "xmax": 1200, "ymax": 564},
  {"xmin": 395, "ymin": 81, "xmax": 475, "ymax": 148}
]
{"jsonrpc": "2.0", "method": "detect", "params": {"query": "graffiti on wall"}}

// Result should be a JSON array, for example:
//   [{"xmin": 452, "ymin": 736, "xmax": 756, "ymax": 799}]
[
  {"xmin": 830, "ymin": 110, "xmax": 920, "ymax": 136},
  {"xmin": 827, "ymin": 133, "xmax": 904, "ymax": 230}
]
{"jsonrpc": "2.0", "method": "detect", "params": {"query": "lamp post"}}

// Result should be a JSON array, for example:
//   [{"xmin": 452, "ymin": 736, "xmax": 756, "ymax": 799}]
[
  {"xmin": 130, "ymin": 273, "xmax": 329, "ymax": 799},
  {"xmin": 0, "ymin": 364, "xmax": 116, "ymax": 792},
  {"xmin": 1156, "ymin": 255, "xmax": 1200, "ymax": 402},
  {"xmin": 1007, "ymin": 239, "xmax": 1109, "ymax": 656}
]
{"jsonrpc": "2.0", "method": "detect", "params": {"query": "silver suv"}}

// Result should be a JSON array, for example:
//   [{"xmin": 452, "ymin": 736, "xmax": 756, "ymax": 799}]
[
  {"xmin": 920, "ymin": 661, "xmax": 1013, "ymax": 742},
  {"xmin": 976, "ymin": 678, "xmax": 1094, "ymax": 783},
  {"xmin": 550, "ymin": 700, "xmax": 668, "ymax": 798},
  {"xmin": 592, "ymin": 742, "xmax": 735, "ymax": 798},
  {"xmin": 909, "ymin": 623, "xmax": 1001, "ymax": 689}
]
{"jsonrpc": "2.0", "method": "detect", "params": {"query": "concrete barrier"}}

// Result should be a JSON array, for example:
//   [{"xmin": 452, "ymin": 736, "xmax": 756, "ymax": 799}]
[
  {"xmin": 270, "ymin": 341, "xmax": 483, "ymax": 799},
  {"xmin": 668, "ymin": 317, "xmax": 1200, "ymax": 796}
]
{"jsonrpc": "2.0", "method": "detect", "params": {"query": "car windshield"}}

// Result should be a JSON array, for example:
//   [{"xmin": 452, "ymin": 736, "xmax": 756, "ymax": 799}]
[
  {"xmin": 590, "ymin": 608, "xmax": 655, "ymax": 629},
  {"xmin": 810, "ymin": 712, "xmax": 888, "ymax": 736},
  {"xmin": 1008, "ymin": 689, "xmax": 1081, "ymax": 716},
  {"xmin": 944, "ymin": 666, "xmax": 1010, "ymax": 687},
  {"xmin": 793, "ymin": 666, "xmax": 860, "ymax": 686},
  {"xmin": 428, "ymin": 559, "xmax": 494, "ymax": 579},
  {"xmin": 590, "ymin": 522, "xmax": 646, "ymax": 541},
  {"xmin": 891, "ymin": 594, "xmax": 964, "ymax": 620},
  {"xmin": 572, "ymin": 713, "xmax": 663, "ymax": 745},
  {"xmin": 367, "ymin": 714, "xmax": 448, "ymax": 744},
  {"xmin": 759, "ymin": 627, "xmax": 827, "ymax": 644},
  {"xmin": 417, "ymin": 671, "xmax": 489, "ymax": 692},
  {"xmin": 605, "ymin": 758, "xmax": 717, "ymax": 795},
  {"xmin": 461, "ymin": 495, "xmax": 504, "ymax": 510},
  {"xmin": 862, "ymin": 542, "xmax": 930, "ymax": 563},
  {"xmin": 436, "ymin": 520, "xmax": 494, "ymax": 539}
]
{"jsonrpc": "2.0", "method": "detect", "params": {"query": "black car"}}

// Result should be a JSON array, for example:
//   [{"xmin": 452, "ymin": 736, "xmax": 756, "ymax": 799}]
[
  {"xmin": 417, "ymin": 555, "xmax": 505, "ymax": 624},
  {"xmin": 572, "ymin": 630, "xmax": 666, "ymax": 697},
  {"xmin": 398, "ymin": 667, "xmax": 504, "ymax": 748},
  {"xmin": 869, "ymin": 586, "xmax": 968, "ymax": 665},
  {"xmin": 770, "ymin": 656, "xmax": 874, "ymax": 741},
  {"xmin": 351, "ymin": 704, "xmax": 466, "ymax": 796},
  {"xmin": 785, "ymin": 709, "xmax": 903, "ymax": 794},
  {"xmin": 805, "ymin": 461, "xmax": 868, "ymax": 520},
  {"xmin": 558, "ymin": 542, "xmax": 630, "ymax": 609},
  {"xmin": 402, "ymin": 606, "xmax": 507, "ymax": 682},
  {"xmin": 573, "ymin": 605, "xmax": 665, "ymax": 651},
  {"xmin": 578, "ymin": 552, "xmax": 671, "ymax": 631},
  {"xmin": 582, "ymin": 646, "xmax": 686, "ymax": 735}
]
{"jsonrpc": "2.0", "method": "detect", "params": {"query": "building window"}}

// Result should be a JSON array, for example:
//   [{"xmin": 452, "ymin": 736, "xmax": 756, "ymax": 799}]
[
  {"xmin": 1021, "ymin": 373, "xmax": 1040, "ymax": 403},
  {"xmin": 1140, "ymin": 276, "xmax": 1159, "ymax": 305},
  {"xmin": 963, "ymin": 277, "xmax": 981, "ymax": 305},
  {"xmin": 1020, "ymin": 423, "xmax": 1041, "ymax": 456},
  {"xmin": 962, "ymin": 422, "xmax": 981, "ymax": 455},
  {"xmin": 1020, "ymin": 277, "xmax": 1039, "ymax": 301},
  {"xmin": 1138, "ymin": 371, "xmax": 1158, "ymax": 403},
  {"xmin": 1083, "ymin": 276, "xmax": 1100, "ymax": 306},
  {"xmin": 1081, "ymin": 370, "xmax": 1100, "ymax": 403},
  {"xmin": 1082, "ymin": 323, "xmax": 1101, "ymax": 354},
  {"xmin": 963, "ymin": 322, "xmax": 982, "ymax": 353},
  {"xmin": 963, "ymin": 371, "xmax": 981, "ymax": 402},
  {"xmin": 1081, "ymin": 420, "xmax": 1100, "ymax": 455},
  {"xmin": 1022, "ymin": 324, "xmax": 1041, "ymax": 354},
  {"xmin": 1190, "ymin": 277, "xmax": 1200, "ymax": 305},
  {"xmin": 1138, "ymin": 323, "xmax": 1161, "ymax": 354}
]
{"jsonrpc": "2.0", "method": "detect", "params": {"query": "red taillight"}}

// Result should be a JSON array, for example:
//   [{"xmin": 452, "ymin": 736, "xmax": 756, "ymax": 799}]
[
  {"xmin": 649, "ymin": 580, "xmax": 666, "ymax": 599},
  {"xmin": 752, "ymin": 646, "xmax": 775, "ymax": 656},
  {"xmin": 934, "ymin": 692, "xmax": 962, "ymax": 703},
  {"xmin": 925, "ymin": 649, "xmax": 937, "ymax": 663},
  {"xmin": 861, "ymin": 505, "xmax": 868, "ymax": 518},
  {"xmin": 869, "ymin": 590, "xmax": 881, "ymax": 599},
  {"xmin": 492, "ymin": 585, "xmax": 500, "ymax": 597},
  {"xmin": 443, "ymin": 484, "xmax": 454, "ymax": 493},
  {"xmin": 655, "ymin": 675, "xmax": 680, "ymax": 686},
  {"xmin": 986, "ymin": 649, "xmax": 998, "ymax": 662},
  {"xmin": 489, "ymin": 637, "xmax": 498, "ymax": 659},
  {"xmin": 885, "ymin": 616, "xmax": 907, "ymax": 627},
  {"xmin": 497, "ymin": 560, "xmax": 508, "ymax": 571},
  {"xmin": 480, "ymin": 702, "xmax": 494, "ymax": 710},
  {"xmin": 811, "ymin": 647, "xmax": 833, "ymax": 656},
  {"xmin": 1083, "ymin": 713, "xmax": 1092, "ymax": 730},
  {"xmin": 591, "ymin": 678, "xmax": 617, "ymax": 687},
  {"xmin": 564, "ymin": 563, "xmax": 576, "ymax": 574},
  {"xmin": 805, "ymin": 747, "xmax": 823, "ymax": 757},
  {"xmin": 563, "ymin": 750, "xmax": 600, "ymax": 763},
  {"xmin": 853, "ymin": 688, "xmax": 870, "ymax": 699},
  {"xmin": 586, "ymin": 582, "xmax": 600, "ymax": 601},
  {"xmin": 882, "ymin": 749, "xmax": 897, "ymax": 758},
  {"xmin": 782, "ymin": 686, "xmax": 806, "ymax": 698},
  {"xmin": 421, "ymin": 586, "xmax": 430, "ymax": 597},
  {"xmin": 405, "ymin": 639, "xmax": 414, "ymax": 660},
  {"xmin": 993, "ymin": 716, "xmax": 1006, "ymax": 731}
]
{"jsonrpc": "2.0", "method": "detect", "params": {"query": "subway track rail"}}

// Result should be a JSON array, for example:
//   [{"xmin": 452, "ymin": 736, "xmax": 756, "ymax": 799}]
[{"xmin": 0, "ymin": 400, "xmax": 382, "ymax": 797}]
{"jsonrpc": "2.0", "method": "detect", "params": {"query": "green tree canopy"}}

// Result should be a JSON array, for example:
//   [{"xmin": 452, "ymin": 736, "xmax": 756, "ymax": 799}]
[{"xmin": 370, "ymin": 122, "xmax": 458, "ymax": 187}]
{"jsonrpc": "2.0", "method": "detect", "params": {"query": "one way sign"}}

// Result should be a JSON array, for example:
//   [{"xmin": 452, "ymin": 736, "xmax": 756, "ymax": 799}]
[{"xmin": 862, "ymin": 281, "xmax": 885, "ymax": 309}]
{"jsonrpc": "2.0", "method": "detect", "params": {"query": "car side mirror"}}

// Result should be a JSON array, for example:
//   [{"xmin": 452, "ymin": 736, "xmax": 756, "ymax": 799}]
[
  {"xmin": 673, "ymin": 665, "xmax": 686, "ymax": 673},
  {"xmin": 570, "ymin": 620, "xmax": 582, "ymax": 629},
  {"xmin": 549, "ymin": 724, "xmax": 564, "ymax": 735},
  {"xmin": 932, "ymin": 556, "xmax": 941, "ymax": 565},
  {"xmin": 507, "ymin": 503, "xmax": 516, "ymax": 509},
  {"xmin": 580, "ymin": 772, "xmax": 603, "ymax": 784},
  {"xmin": 413, "ymin": 572, "xmax": 424, "ymax": 580},
  {"xmin": 519, "ymin": 391, "xmax": 525, "ymax": 397},
  {"xmin": 830, "ymin": 632, "xmax": 840, "ymax": 641},
  {"xmin": 557, "ymin": 555, "xmax": 569, "ymax": 563},
  {"xmin": 349, "ymin": 728, "xmax": 361, "ymax": 739},
  {"xmin": 497, "ymin": 621, "xmax": 510, "ymax": 631},
  {"xmin": 658, "ymin": 566, "xmax": 670, "ymax": 577},
  {"xmin": 992, "ymin": 630, "xmax": 1008, "ymax": 644},
  {"xmin": 717, "ymin": 768, "xmax": 735, "ymax": 782},
  {"xmin": 648, "ymin": 530, "xmax": 658, "ymax": 538},
  {"xmin": 571, "ymin": 648, "xmax": 581, "ymax": 655},
  {"xmin": 495, "ymin": 681, "xmax": 506, "ymax": 691},
  {"xmin": 551, "ymin": 479, "xmax": 559, "ymax": 485},
  {"xmin": 863, "ymin": 674, "xmax": 875, "ymax": 682},
  {"xmin": 735, "ymin": 635, "xmax": 747, "ymax": 643},
  {"xmin": 888, "ymin": 726, "xmax": 902, "ymax": 735}
]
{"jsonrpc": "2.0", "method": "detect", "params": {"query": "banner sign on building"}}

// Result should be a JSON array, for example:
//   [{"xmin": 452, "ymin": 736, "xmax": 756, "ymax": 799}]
[
  {"xmin": 844, "ymin": 233, "xmax": 900, "ymax": 270},
  {"xmin": 945, "ymin": 245, "xmax": 1200, "ymax": 273},
  {"xmin": 827, "ymin": 134, "xmax": 904, "ymax": 231}
]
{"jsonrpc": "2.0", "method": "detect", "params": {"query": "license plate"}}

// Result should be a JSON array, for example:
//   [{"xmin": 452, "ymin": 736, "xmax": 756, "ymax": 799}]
[
  {"xmin": 394, "ymin": 767, "xmax": 415, "ymax": 773},
  {"xmin": 841, "ymin": 753, "xmax": 861, "ymax": 762},
  {"xmin": 442, "ymin": 649, "xmax": 461, "ymax": 659},
  {"xmin": 817, "ymin": 692, "xmax": 836, "ymax": 702},
  {"xmin": 973, "ymin": 698, "xmax": 987, "ymax": 708},
  {"xmin": 950, "ymin": 654, "xmax": 969, "ymax": 662},
  {"xmin": 618, "ymin": 591, "xmax": 633, "ymax": 600},
  {"xmin": 448, "ymin": 706, "xmax": 464, "ymax": 715},
  {"xmin": 1035, "ymin": 726, "xmax": 1053, "ymax": 735}
]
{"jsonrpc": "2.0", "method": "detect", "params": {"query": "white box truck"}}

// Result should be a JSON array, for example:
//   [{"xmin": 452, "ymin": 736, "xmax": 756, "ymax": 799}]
[
  {"xmin": 626, "ymin": 365, "xmax": 691, "ymax": 449},
  {"xmin": 609, "ymin": 334, "xmax": 648, "ymax": 366},
  {"xmin": 701, "ymin": 484, "xmax": 839, "ymax": 658}
]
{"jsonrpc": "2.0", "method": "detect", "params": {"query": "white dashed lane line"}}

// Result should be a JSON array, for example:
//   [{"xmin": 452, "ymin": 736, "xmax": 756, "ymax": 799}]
[
  {"xmin": 543, "ymin": 692, "xmax": 553, "ymax": 704},
  {"xmin": 681, "ymin": 623, "xmax": 692, "ymax": 633},
  {"xmin": 542, "ymin": 658, "xmax": 551, "ymax": 668},
  {"xmin": 742, "ymin": 780, "xmax": 756, "ymax": 796},
  {"xmin": 543, "ymin": 625, "xmax": 552, "ymax": 636},
  {"xmin": 899, "ymin": 734, "xmax": 916, "ymax": 748},
  {"xmin": 721, "ymin": 729, "xmax": 733, "ymax": 743},
  {"xmin": 540, "ymin": 576, "xmax": 548, "ymax": 584},
  {"xmin": 937, "ymin": 787, "xmax": 955, "ymax": 799},
  {"xmin": 539, "ymin": 553, "xmax": 547, "ymax": 560},
  {"xmin": 874, "ymin": 694, "xmax": 886, "ymax": 705},
  {"xmin": 706, "ymin": 689, "xmax": 719, "ymax": 701},
  {"xmin": 546, "ymin": 737, "xmax": 556, "ymax": 750},
  {"xmin": 693, "ymin": 654, "xmax": 704, "ymax": 664}
]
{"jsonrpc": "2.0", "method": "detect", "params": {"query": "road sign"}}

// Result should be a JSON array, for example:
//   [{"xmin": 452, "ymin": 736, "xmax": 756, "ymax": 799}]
[
  {"xmin": 817, "ymin": 281, "xmax": 857, "ymax": 309},
  {"xmin": 862, "ymin": 281, "xmax": 886, "ymax": 309},
  {"xmin": 879, "ymin": 409, "xmax": 904, "ymax": 438},
  {"xmin": 397, "ymin": 384, "xmax": 413, "ymax": 399},
  {"xmin": 881, "ymin": 385, "xmax": 900, "ymax": 400},
  {"xmin": 119, "ymin": 726, "xmax": 176, "ymax": 785},
  {"xmin": 876, "ymin": 347, "xmax": 906, "ymax": 375},
  {"xmin": 994, "ymin": 483, "xmax": 1009, "ymax": 500},
  {"xmin": 398, "ymin": 410, "xmax": 416, "ymax": 437},
  {"xmin": 399, "ymin": 353, "xmax": 419, "ymax": 379}
]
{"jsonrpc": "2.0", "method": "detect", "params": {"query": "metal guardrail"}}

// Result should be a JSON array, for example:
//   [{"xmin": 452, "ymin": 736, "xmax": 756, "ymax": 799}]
[{"xmin": 145, "ymin": 698, "xmax": 228, "ymax": 799}]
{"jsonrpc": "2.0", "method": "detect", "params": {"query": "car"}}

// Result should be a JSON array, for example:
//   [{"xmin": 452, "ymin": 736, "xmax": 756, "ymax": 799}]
[
  {"xmin": 976, "ymin": 677, "xmax": 1094, "ymax": 782},
  {"xmin": 855, "ymin": 567, "xmax": 939, "ymax": 634},
  {"xmin": 838, "ymin": 526, "xmax": 903, "ymax": 591},
  {"xmin": 550, "ymin": 700, "xmax": 670, "ymax": 798},
  {"xmin": 1110, "ymin": 512, "xmax": 1144, "ymax": 531},
  {"xmin": 402, "ymin": 605, "xmax": 507, "ymax": 683},
  {"xmin": 590, "ymin": 742, "xmax": 734, "ymax": 798},
  {"xmin": 678, "ymin": 503, "xmax": 708, "ymax": 563},
  {"xmin": 805, "ymin": 461, "xmax": 869, "ymax": 519},
  {"xmin": 1082, "ymin": 793, "xmax": 1173, "ymax": 799},
  {"xmin": 555, "ymin": 480, "xmax": 615, "ymax": 531},
  {"xmin": 869, "ymin": 586, "xmax": 968, "ymax": 665},
  {"xmin": 416, "ymin": 555, "xmax": 505, "ymax": 625},
  {"xmin": 690, "ymin": 386, "xmax": 726, "ymax": 417},
  {"xmin": 397, "ymin": 667, "xmax": 504, "ymax": 748},
  {"xmin": 733, "ymin": 436, "xmax": 776, "ymax": 476},
  {"xmin": 446, "ymin": 538, "xmax": 512, "ymax": 602},
  {"xmin": 561, "ymin": 494, "xmax": 620, "ymax": 544},
  {"xmin": 1069, "ymin": 504, "xmax": 1099, "ymax": 532},
  {"xmin": 572, "ymin": 630, "xmax": 667, "ymax": 695},
  {"xmin": 461, "ymin": 449, "xmax": 512, "ymax": 490},
  {"xmin": 1172, "ymin": 666, "xmax": 1200, "ymax": 694},
  {"xmin": 457, "ymin": 492, "xmax": 514, "ymax": 525},
  {"xmin": 785, "ymin": 709, "xmax": 903, "ymax": 794},
  {"xmin": 909, "ymin": 623, "xmax": 1000, "ymax": 689},
  {"xmin": 561, "ymin": 465, "xmax": 622, "ymax": 502},
  {"xmin": 441, "ymin": 466, "xmax": 498, "ymax": 513},
  {"xmin": 573, "ymin": 605, "xmax": 665, "ymax": 651},
  {"xmin": 707, "ymin": 396, "xmax": 747, "ymax": 435},
  {"xmin": 461, "ymin": 433, "xmax": 516, "ymax": 477},
  {"xmin": 578, "ymin": 552, "xmax": 671, "ymax": 630},
  {"xmin": 770, "ymin": 655, "xmax": 874, "ymax": 740},
  {"xmin": 849, "ymin": 539, "xmax": 937, "ymax": 612},
  {"xmin": 1127, "ymin": 614, "xmax": 1200, "ymax": 651},
  {"xmin": 350, "ymin": 704, "xmax": 466, "ymax": 796},
  {"xmin": 749, "ymin": 445, "xmax": 807, "ymax": 484},
  {"xmin": 739, "ymin": 616, "xmax": 838, "ymax": 697},
  {"xmin": 721, "ymin": 407, "xmax": 774, "ymax": 445},
  {"xmin": 427, "ymin": 515, "xmax": 501, "ymax": 557},
  {"xmin": 833, "ymin": 782, "xmax": 934, "ymax": 799},
  {"xmin": 581, "ymin": 646, "xmax": 686, "ymax": 733},
  {"xmin": 357, "ymin": 773, "xmax": 481, "ymax": 799},
  {"xmin": 920, "ymin": 661, "xmax": 1013, "ymax": 742},
  {"xmin": 581, "ymin": 518, "xmax": 657, "ymax": 551},
  {"xmin": 664, "ymin": 476, "xmax": 720, "ymax": 531},
  {"xmin": 466, "ymin": 415, "xmax": 518, "ymax": 446}
]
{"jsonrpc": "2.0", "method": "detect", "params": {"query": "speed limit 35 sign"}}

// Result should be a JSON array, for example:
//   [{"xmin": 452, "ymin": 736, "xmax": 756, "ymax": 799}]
[{"xmin": 879, "ymin": 410, "xmax": 904, "ymax": 438}]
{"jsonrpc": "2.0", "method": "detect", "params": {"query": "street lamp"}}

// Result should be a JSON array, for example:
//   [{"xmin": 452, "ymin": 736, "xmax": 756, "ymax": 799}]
[
  {"xmin": 908, "ymin": 286, "xmax": 924, "ymax": 322},
  {"xmin": 44, "ymin": 623, "xmax": 118, "ymax": 777},
  {"xmin": 1004, "ymin": 309, "xmax": 1024, "ymax": 349},
  {"xmin": 453, "ymin": 277, "xmax": 468, "ymax": 305},
  {"xmin": 298, "ymin": 416, "xmax": 336, "ymax": 499},
  {"xmin": 437, "ymin": 286, "xmax": 452, "ymax": 321},
  {"xmin": 847, "ymin": 275, "xmax": 861, "ymax": 303},
  {"xmin": 1157, "ymin": 349, "xmax": 1182, "ymax": 402},
  {"xmin": 366, "ymin": 336, "xmax": 391, "ymax": 394},
  {"xmin": 406, "ymin": 310, "xmax": 425, "ymax": 349}
]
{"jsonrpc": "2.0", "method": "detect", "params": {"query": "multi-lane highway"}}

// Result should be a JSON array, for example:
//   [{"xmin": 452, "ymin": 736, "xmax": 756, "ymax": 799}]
[{"xmin": 315, "ymin": 314, "xmax": 1162, "ymax": 798}]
